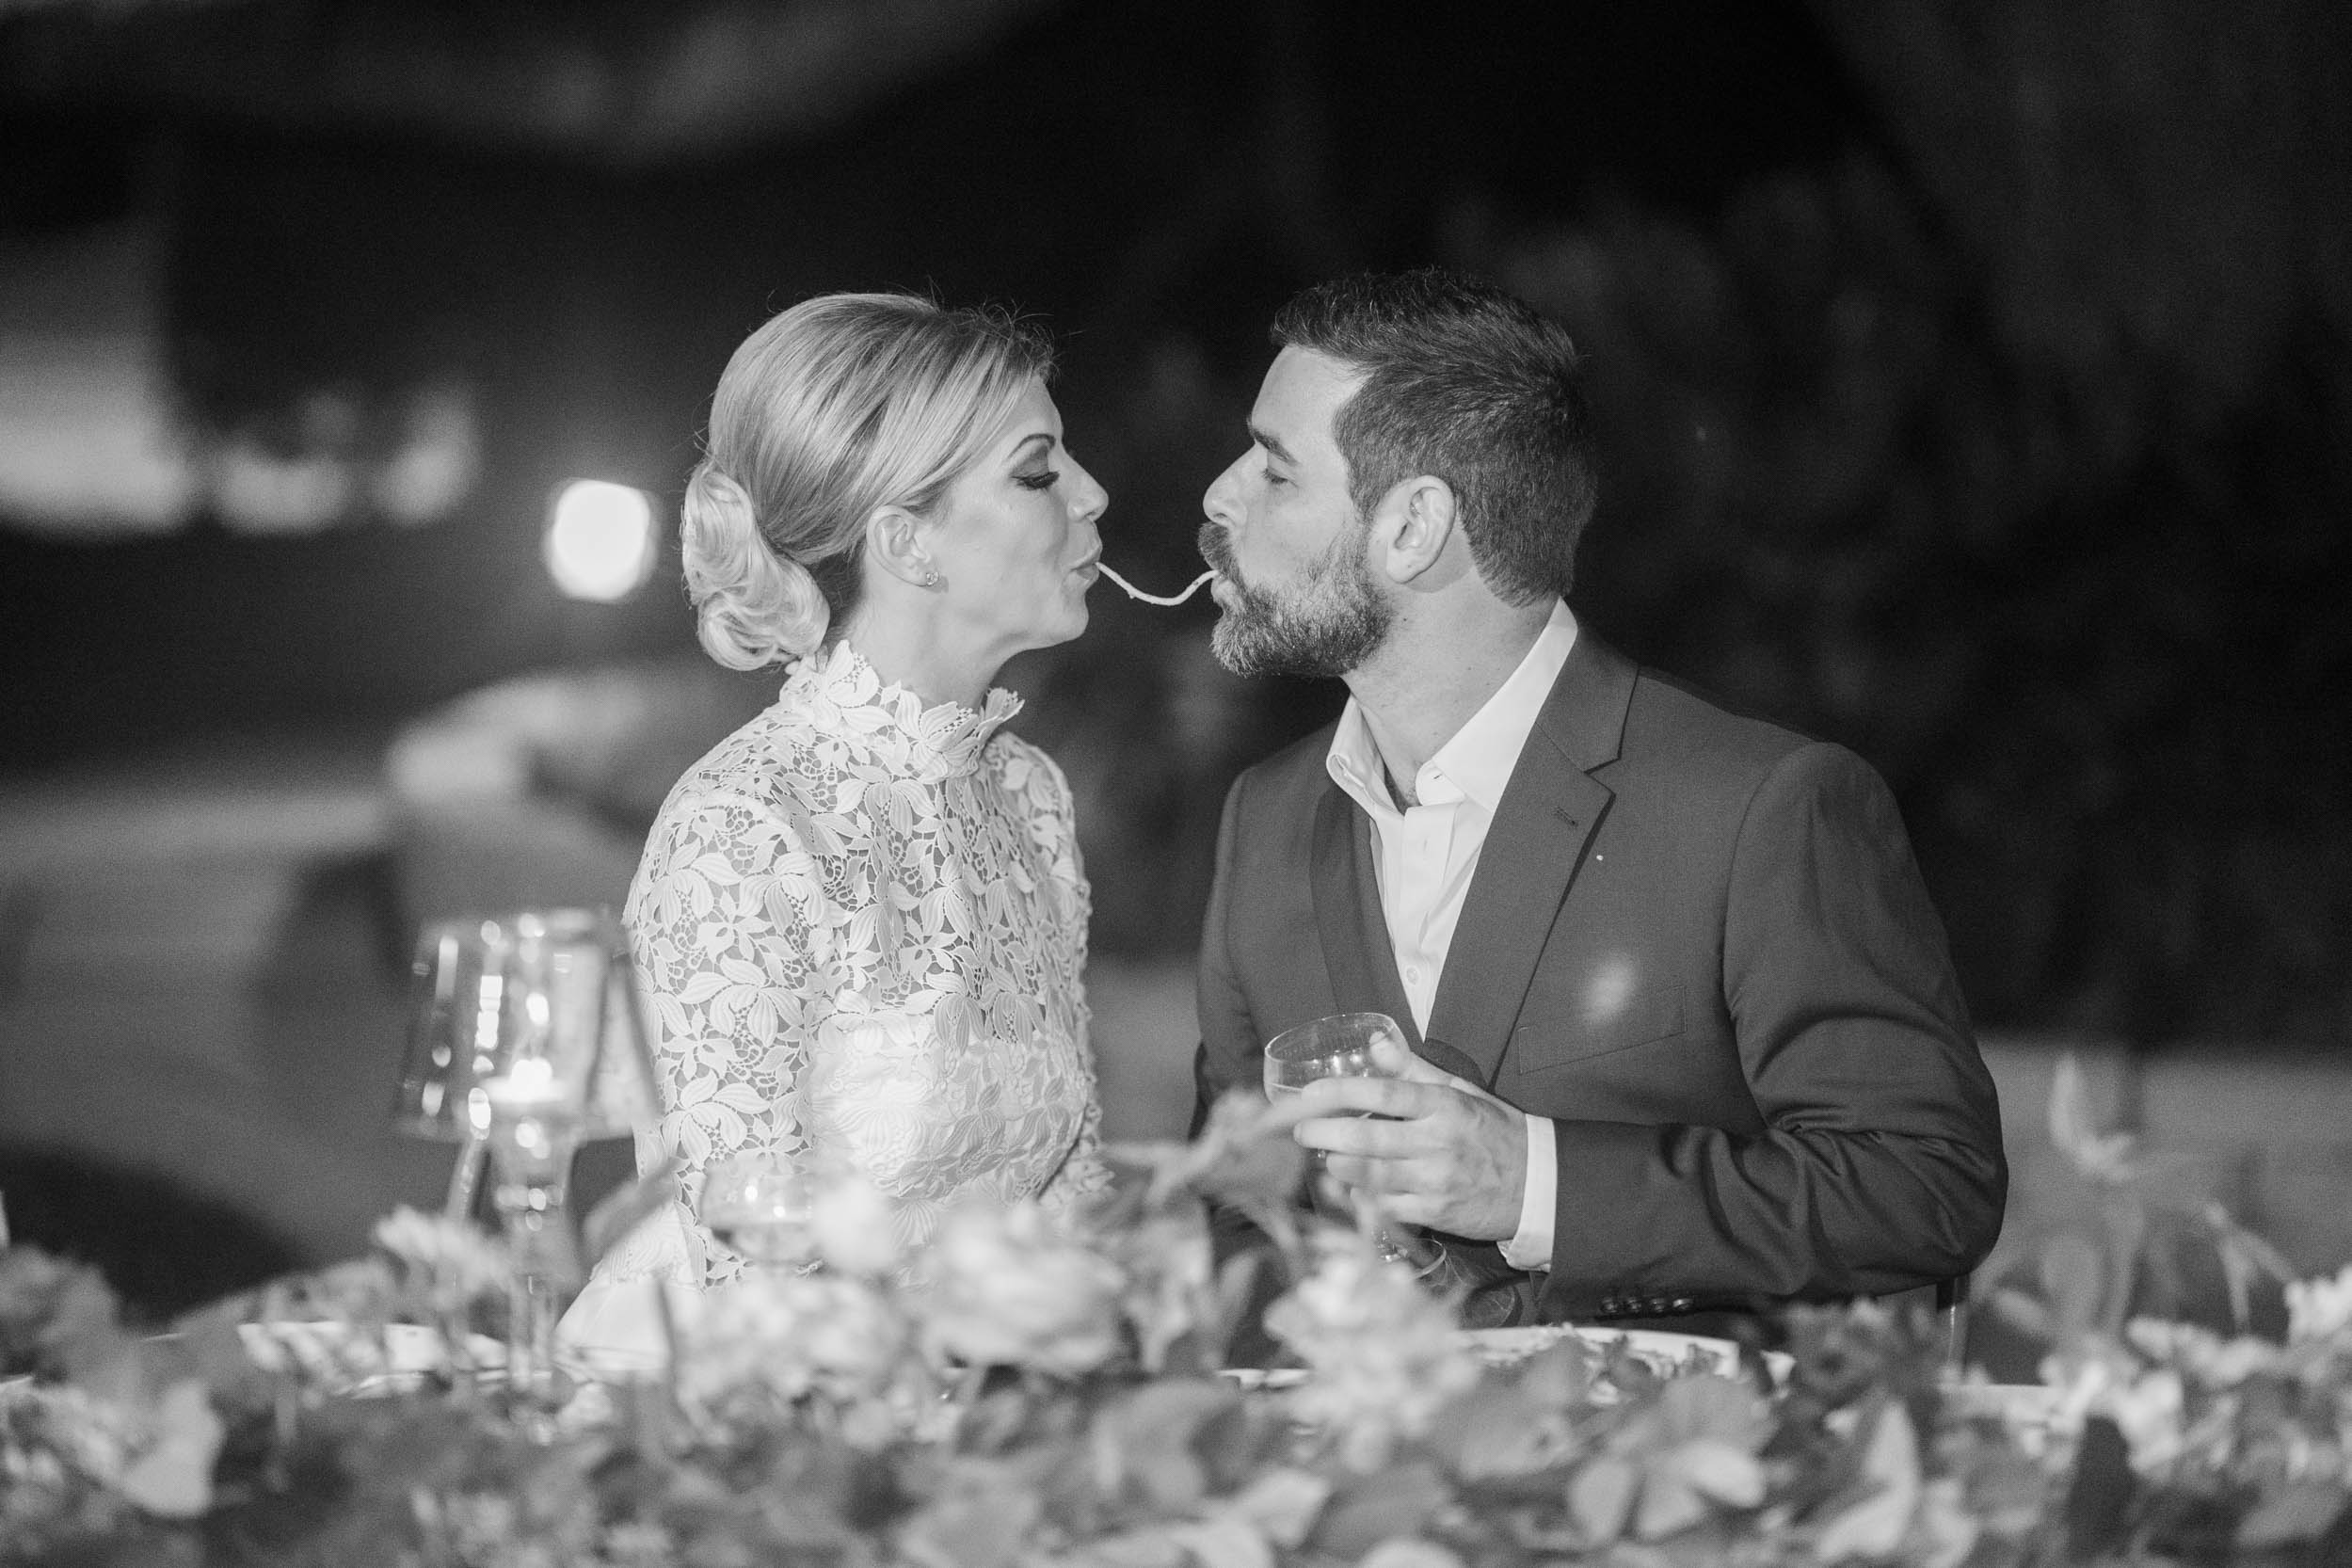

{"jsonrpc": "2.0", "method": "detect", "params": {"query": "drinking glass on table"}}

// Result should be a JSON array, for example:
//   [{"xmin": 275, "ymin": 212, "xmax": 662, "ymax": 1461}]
[
  {"xmin": 392, "ymin": 909, "xmax": 662, "ymax": 1413},
  {"xmin": 699, "ymin": 1153, "xmax": 816, "ymax": 1271},
  {"xmin": 1263, "ymin": 1013, "xmax": 1440, "ymax": 1272}
]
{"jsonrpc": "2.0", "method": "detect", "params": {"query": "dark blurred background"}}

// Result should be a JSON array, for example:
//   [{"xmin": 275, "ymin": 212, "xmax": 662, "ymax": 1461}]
[{"xmin": 3, "ymin": 0, "xmax": 2348, "ymax": 1312}]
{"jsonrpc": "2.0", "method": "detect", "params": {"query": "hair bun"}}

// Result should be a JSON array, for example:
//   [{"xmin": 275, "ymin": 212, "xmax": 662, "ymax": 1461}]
[{"xmin": 679, "ymin": 461, "xmax": 831, "ymax": 669}]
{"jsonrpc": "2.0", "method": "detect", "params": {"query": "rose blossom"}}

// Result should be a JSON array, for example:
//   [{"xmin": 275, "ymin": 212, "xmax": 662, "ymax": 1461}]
[{"xmin": 918, "ymin": 1200, "xmax": 1124, "ymax": 1376}]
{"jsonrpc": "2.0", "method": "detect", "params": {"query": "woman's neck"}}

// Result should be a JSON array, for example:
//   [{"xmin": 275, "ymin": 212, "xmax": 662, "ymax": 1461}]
[{"xmin": 840, "ymin": 618, "xmax": 1000, "ymax": 712}]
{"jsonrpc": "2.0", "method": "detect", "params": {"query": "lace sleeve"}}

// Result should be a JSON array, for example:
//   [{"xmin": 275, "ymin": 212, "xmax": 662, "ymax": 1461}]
[
  {"xmin": 1035, "ymin": 1069, "xmax": 1112, "ymax": 1220},
  {"xmin": 1024, "ymin": 752, "xmax": 1112, "ymax": 1220},
  {"xmin": 628, "ymin": 782, "xmax": 829, "ymax": 1285}
]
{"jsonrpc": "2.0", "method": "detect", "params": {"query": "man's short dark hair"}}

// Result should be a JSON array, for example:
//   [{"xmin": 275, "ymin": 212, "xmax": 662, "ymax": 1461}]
[{"xmin": 1271, "ymin": 267, "xmax": 1597, "ymax": 605}]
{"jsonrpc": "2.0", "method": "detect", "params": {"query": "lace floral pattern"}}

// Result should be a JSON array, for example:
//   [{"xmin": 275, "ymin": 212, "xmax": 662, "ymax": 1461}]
[{"xmin": 598, "ymin": 644, "xmax": 1107, "ymax": 1288}]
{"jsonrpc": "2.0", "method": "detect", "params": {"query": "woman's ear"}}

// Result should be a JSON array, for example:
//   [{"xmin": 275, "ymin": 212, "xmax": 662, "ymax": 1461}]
[
  {"xmin": 866, "ymin": 505, "xmax": 943, "ymax": 590},
  {"xmin": 1369, "ymin": 475, "xmax": 1457, "ymax": 585}
]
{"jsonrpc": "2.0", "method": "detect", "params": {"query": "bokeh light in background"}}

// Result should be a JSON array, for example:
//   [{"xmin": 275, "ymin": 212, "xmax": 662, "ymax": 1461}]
[{"xmin": 543, "ymin": 480, "xmax": 657, "ymax": 602}]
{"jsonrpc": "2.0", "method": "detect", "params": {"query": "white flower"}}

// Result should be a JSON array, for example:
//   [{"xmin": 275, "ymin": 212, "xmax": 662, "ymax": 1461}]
[
  {"xmin": 2105, "ymin": 1368, "xmax": 2187, "ymax": 1476},
  {"xmin": 29, "ymin": 1378, "xmax": 223, "ymax": 1519},
  {"xmin": 1266, "ymin": 1234, "xmax": 1479, "ymax": 1470},
  {"xmin": 811, "ymin": 1172, "xmax": 904, "ymax": 1277},
  {"xmin": 918, "ymin": 1200, "xmax": 1124, "ymax": 1377},
  {"xmin": 677, "ymin": 1272, "xmax": 906, "ymax": 1412},
  {"xmin": 112, "ymin": 1381, "xmax": 223, "ymax": 1519},
  {"xmin": 2287, "ymin": 1265, "xmax": 2352, "ymax": 1346},
  {"xmin": 2126, "ymin": 1319, "xmax": 2279, "ymax": 1386},
  {"xmin": 372, "ymin": 1208, "xmax": 511, "ymax": 1308}
]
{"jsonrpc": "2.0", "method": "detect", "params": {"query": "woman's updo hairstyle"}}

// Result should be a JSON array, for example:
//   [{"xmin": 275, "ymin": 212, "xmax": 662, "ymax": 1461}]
[{"xmin": 681, "ymin": 292, "xmax": 1055, "ymax": 670}]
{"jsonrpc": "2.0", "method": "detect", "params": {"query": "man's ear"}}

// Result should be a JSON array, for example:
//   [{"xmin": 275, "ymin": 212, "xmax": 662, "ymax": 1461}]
[
  {"xmin": 865, "ymin": 505, "xmax": 939, "ymax": 589},
  {"xmin": 1369, "ymin": 475, "xmax": 1457, "ymax": 584}
]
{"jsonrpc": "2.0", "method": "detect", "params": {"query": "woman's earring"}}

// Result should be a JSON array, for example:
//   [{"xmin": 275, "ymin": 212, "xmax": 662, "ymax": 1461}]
[{"xmin": 920, "ymin": 568, "xmax": 942, "ymax": 588}]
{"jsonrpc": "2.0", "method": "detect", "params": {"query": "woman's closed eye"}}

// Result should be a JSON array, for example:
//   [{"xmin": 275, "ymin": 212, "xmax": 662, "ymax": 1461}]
[{"xmin": 1016, "ymin": 469, "xmax": 1062, "ymax": 491}]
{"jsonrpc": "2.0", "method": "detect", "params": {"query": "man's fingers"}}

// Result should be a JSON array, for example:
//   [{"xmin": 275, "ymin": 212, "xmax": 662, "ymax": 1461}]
[
  {"xmin": 1295, "ymin": 1112, "xmax": 1423, "ymax": 1159},
  {"xmin": 1294, "ymin": 1074, "xmax": 1435, "ymax": 1119},
  {"xmin": 1368, "ymin": 1032, "xmax": 1459, "ymax": 1087}
]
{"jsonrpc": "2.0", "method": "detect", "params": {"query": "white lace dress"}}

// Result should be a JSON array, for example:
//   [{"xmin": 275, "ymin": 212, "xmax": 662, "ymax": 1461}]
[{"xmin": 566, "ymin": 643, "xmax": 1108, "ymax": 1336}]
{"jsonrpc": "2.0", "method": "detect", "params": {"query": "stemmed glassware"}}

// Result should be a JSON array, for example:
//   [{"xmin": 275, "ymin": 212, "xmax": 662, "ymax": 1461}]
[
  {"xmin": 1263, "ymin": 1011, "xmax": 1439, "ymax": 1272},
  {"xmin": 1262, "ymin": 1011, "xmax": 1404, "ymax": 1102},
  {"xmin": 699, "ymin": 1153, "xmax": 816, "ymax": 1271},
  {"xmin": 393, "ymin": 908, "xmax": 660, "ymax": 1410}
]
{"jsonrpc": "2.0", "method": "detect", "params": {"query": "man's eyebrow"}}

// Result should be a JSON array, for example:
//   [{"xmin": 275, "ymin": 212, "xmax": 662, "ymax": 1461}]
[{"xmin": 1247, "ymin": 423, "xmax": 1296, "ymax": 466}]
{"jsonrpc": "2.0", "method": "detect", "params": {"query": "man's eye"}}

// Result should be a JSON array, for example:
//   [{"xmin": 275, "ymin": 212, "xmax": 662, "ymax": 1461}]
[
  {"xmin": 1261, "ymin": 468, "xmax": 1288, "ymax": 488},
  {"xmin": 1016, "ymin": 471, "xmax": 1062, "ymax": 491}
]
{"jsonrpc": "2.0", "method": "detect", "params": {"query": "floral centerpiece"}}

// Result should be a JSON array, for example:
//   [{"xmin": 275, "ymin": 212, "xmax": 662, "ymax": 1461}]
[{"xmin": 6, "ymin": 1077, "xmax": 2352, "ymax": 1567}]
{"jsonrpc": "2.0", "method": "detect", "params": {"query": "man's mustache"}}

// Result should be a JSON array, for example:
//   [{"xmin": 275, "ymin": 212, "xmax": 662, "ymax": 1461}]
[{"xmin": 1196, "ymin": 522, "xmax": 1237, "ymax": 582}]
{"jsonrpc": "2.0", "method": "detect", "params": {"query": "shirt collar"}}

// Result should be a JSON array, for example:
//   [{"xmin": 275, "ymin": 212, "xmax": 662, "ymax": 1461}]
[{"xmin": 1326, "ymin": 600, "xmax": 1579, "ymax": 814}]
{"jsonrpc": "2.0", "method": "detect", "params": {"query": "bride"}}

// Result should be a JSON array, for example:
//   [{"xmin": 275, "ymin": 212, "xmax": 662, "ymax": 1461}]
[{"xmin": 566, "ymin": 292, "xmax": 1112, "ymax": 1343}]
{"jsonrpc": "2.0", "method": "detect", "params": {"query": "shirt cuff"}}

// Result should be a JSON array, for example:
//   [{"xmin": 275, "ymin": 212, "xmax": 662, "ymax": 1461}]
[{"xmin": 1498, "ymin": 1112, "xmax": 1555, "ymax": 1271}]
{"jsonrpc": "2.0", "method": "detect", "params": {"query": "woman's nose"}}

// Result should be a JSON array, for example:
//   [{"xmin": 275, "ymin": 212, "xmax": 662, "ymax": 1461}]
[{"xmin": 1069, "ymin": 457, "xmax": 1109, "ymax": 525}]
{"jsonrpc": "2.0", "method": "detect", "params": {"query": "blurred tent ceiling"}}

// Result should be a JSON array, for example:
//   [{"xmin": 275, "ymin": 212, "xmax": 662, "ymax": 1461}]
[{"xmin": 0, "ymin": 0, "xmax": 1064, "ymax": 166}]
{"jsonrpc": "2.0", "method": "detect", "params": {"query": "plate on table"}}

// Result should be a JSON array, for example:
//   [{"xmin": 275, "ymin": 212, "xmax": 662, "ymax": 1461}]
[
  {"xmin": 237, "ymin": 1320, "xmax": 508, "ymax": 1395},
  {"xmin": 1454, "ymin": 1324, "xmax": 1750, "ymax": 1379},
  {"xmin": 1942, "ymin": 1382, "xmax": 2063, "ymax": 1431},
  {"xmin": 1216, "ymin": 1367, "xmax": 1310, "ymax": 1392}
]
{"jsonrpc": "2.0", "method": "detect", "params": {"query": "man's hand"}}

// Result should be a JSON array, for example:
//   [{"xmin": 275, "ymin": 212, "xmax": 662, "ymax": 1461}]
[{"xmin": 1292, "ymin": 1032, "xmax": 1528, "ymax": 1241}]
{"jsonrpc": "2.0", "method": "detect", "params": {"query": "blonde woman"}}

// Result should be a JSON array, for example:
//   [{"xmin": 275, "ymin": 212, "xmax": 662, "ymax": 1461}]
[{"xmin": 565, "ymin": 294, "xmax": 1112, "ymax": 1346}]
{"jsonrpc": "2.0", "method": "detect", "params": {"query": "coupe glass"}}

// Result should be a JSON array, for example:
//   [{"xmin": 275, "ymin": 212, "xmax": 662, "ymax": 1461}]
[
  {"xmin": 393, "ymin": 908, "xmax": 660, "ymax": 1408},
  {"xmin": 699, "ymin": 1153, "xmax": 816, "ymax": 1271}
]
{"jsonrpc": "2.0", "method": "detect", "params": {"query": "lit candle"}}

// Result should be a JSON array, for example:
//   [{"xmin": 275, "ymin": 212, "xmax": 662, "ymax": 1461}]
[{"xmin": 482, "ymin": 1055, "xmax": 568, "ymax": 1115}]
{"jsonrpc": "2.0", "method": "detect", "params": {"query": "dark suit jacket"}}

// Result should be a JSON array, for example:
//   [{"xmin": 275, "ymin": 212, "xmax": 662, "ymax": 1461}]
[{"xmin": 1192, "ymin": 632, "xmax": 2006, "ymax": 1336}]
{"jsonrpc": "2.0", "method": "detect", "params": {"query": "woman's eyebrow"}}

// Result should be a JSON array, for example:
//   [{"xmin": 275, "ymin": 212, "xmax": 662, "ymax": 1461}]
[{"xmin": 1008, "ymin": 432, "xmax": 1059, "ymax": 461}]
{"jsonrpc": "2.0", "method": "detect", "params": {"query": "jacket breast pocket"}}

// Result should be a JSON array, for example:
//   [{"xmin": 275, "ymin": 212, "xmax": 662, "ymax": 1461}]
[{"xmin": 1508, "ymin": 953, "xmax": 1687, "ymax": 1074}]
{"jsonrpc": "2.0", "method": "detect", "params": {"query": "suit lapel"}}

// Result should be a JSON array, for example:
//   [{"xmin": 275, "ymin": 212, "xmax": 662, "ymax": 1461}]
[
  {"xmin": 1308, "ymin": 783, "xmax": 1466, "ymax": 1070},
  {"xmin": 1425, "ymin": 634, "xmax": 1639, "ymax": 1089}
]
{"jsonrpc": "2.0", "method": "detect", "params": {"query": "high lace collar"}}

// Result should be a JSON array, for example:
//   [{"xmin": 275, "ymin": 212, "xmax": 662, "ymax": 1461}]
[{"xmin": 783, "ymin": 641, "xmax": 1022, "ymax": 781}]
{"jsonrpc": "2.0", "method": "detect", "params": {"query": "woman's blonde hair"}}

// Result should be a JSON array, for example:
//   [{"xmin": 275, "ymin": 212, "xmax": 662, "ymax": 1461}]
[{"xmin": 680, "ymin": 292, "xmax": 1054, "ymax": 670}]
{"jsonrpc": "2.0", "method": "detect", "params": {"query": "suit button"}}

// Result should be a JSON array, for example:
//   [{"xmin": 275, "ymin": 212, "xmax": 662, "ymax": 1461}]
[{"xmin": 1670, "ymin": 1297, "xmax": 1693, "ymax": 1312}]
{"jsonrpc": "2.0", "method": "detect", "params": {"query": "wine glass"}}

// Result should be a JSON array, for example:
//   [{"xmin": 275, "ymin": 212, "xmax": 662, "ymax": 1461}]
[
  {"xmin": 393, "ymin": 908, "xmax": 660, "ymax": 1409},
  {"xmin": 1262, "ymin": 1012, "xmax": 1439, "ymax": 1272},
  {"xmin": 1263, "ymin": 1010, "xmax": 1405, "ymax": 1099},
  {"xmin": 699, "ymin": 1153, "xmax": 816, "ymax": 1271}
]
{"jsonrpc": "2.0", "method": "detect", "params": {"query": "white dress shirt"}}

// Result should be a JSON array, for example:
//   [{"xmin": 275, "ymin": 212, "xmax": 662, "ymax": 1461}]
[{"xmin": 1323, "ymin": 600, "xmax": 1575, "ymax": 1271}]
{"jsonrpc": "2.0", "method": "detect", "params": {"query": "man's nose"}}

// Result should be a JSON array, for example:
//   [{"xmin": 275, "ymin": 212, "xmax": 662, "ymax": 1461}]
[{"xmin": 1202, "ymin": 453, "xmax": 1246, "ymax": 528}]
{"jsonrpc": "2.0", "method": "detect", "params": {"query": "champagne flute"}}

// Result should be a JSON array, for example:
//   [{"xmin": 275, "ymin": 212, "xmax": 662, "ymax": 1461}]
[{"xmin": 700, "ymin": 1153, "xmax": 816, "ymax": 1271}]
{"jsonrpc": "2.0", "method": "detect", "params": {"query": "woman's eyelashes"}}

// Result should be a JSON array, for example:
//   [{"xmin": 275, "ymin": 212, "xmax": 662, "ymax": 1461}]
[{"xmin": 1016, "ymin": 468, "xmax": 1062, "ymax": 491}]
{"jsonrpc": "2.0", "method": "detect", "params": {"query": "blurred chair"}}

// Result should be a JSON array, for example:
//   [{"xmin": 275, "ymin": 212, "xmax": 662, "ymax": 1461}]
[{"xmin": 0, "ymin": 1146, "xmax": 304, "ymax": 1324}]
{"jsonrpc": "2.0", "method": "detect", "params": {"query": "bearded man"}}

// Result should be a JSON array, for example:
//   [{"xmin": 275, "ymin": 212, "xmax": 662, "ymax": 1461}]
[{"xmin": 1190, "ymin": 267, "xmax": 2005, "ymax": 1341}]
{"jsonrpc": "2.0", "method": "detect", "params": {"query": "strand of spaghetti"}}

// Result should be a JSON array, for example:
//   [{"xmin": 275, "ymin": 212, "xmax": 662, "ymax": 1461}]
[{"xmin": 1098, "ymin": 565, "xmax": 1215, "ymax": 607}]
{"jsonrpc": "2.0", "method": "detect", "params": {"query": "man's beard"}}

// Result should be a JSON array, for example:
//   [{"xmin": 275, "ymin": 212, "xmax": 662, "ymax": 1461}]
[{"xmin": 1197, "ymin": 520, "xmax": 1392, "ymax": 680}]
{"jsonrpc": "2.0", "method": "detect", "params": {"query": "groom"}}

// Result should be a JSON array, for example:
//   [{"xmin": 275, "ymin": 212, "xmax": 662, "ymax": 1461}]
[{"xmin": 1190, "ymin": 267, "xmax": 2005, "ymax": 1336}]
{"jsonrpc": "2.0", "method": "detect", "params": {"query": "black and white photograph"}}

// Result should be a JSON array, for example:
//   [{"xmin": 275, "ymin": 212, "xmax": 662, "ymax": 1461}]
[{"xmin": 2, "ymin": 1, "xmax": 2347, "ymax": 1560}]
